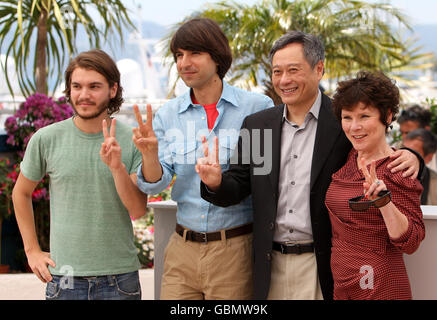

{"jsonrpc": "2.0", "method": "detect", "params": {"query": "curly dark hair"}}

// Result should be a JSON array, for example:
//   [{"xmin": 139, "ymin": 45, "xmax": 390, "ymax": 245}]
[
  {"xmin": 64, "ymin": 49, "xmax": 124, "ymax": 116},
  {"xmin": 332, "ymin": 71, "xmax": 399, "ymax": 130}
]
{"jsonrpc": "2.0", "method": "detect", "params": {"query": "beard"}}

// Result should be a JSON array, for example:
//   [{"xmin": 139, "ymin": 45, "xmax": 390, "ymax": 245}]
[{"xmin": 72, "ymin": 97, "xmax": 110, "ymax": 120}]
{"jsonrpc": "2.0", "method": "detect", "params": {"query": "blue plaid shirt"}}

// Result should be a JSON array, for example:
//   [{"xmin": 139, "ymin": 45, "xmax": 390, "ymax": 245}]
[{"xmin": 137, "ymin": 81, "xmax": 274, "ymax": 232}]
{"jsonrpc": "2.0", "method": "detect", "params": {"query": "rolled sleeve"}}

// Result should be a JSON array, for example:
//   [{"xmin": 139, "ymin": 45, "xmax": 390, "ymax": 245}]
[
  {"xmin": 389, "ymin": 215, "xmax": 424, "ymax": 255},
  {"xmin": 136, "ymin": 163, "xmax": 174, "ymax": 195},
  {"xmin": 385, "ymin": 170, "xmax": 425, "ymax": 255}
]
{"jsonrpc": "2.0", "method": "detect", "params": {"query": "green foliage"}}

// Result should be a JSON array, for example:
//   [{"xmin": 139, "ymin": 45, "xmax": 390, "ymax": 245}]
[
  {"xmin": 0, "ymin": 0, "xmax": 135, "ymax": 96},
  {"xmin": 426, "ymin": 97, "xmax": 437, "ymax": 135},
  {"xmin": 0, "ymin": 93, "xmax": 73, "ymax": 258},
  {"xmin": 390, "ymin": 125, "xmax": 403, "ymax": 146},
  {"xmin": 161, "ymin": 0, "xmax": 433, "ymax": 100}
]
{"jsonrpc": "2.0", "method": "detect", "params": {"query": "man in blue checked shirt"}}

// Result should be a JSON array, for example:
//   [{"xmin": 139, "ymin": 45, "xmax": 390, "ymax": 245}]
[{"xmin": 132, "ymin": 18, "xmax": 273, "ymax": 299}]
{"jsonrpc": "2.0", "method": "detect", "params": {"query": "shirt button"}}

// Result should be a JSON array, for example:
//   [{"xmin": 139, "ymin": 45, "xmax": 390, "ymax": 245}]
[
  {"xmin": 269, "ymin": 222, "xmax": 274, "ymax": 230},
  {"xmin": 266, "ymin": 253, "xmax": 272, "ymax": 261},
  {"xmin": 290, "ymin": 181, "xmax": 295, "ymax": 185},
  {"xmin": 289, "ymin": 229, "xmax": 294, "ymax": 233},
  {"xmin": 201, "ymin": 215, "xmax": 205, "ymax": 219},
  {"xmin": 201, "ymin": 116, "xmax": 205, "ymax": 120},
  {"xmin": 293, "ymin": 155, "xmax": 298, "ymax": 159},
  {"xmin": 289, "ymin": 209, "xmax": 293, "ymax": 214}
]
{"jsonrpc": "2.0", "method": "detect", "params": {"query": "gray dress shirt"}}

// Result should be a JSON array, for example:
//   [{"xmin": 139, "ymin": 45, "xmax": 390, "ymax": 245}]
[{"xmin": 274, "ymin": 91, "xmax": 322, "ymax": 243}]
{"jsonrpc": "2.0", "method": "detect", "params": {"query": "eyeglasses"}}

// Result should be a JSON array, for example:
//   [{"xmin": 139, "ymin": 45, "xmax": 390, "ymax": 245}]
[{"xmin": 348, "ymin": 190, "xmax": 391, "ymax": 211}]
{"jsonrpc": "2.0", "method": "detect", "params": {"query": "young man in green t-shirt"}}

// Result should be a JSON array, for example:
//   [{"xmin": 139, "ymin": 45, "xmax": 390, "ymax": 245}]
[{"xmin": 12, "ymin": 49, "xmax": 148, "ymax": 300}]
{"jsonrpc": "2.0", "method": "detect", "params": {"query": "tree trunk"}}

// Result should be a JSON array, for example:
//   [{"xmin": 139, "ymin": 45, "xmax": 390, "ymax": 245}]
[{"xmin": 35, "ymin": 5, "xmax": 48, "ymax": 94}]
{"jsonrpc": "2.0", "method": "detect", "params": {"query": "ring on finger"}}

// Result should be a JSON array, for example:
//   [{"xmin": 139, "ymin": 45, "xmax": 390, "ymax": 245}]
[{"xmin": 375, "ymin": 180, "xmax": 381, "ymax": 185}]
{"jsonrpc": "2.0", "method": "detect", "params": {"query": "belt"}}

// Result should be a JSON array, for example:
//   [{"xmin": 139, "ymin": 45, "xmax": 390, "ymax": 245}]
[
  {"xmin": 273, "ymin": 241, "xmax": 314, "ymax": 254},
  {"xmin": 176, "ymin": 223, "xmax": 252, "ymax": 243}
]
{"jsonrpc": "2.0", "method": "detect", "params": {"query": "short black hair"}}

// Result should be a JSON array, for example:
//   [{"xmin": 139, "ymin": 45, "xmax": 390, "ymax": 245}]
[
  {"xmin": 397, "ymin": 104, "xmax": 431, "ymax": 128},
  {"xmin": 405, "ymin": 128, "xmax": 437, "ymax": 156},
  {"xmin": 170, "ymin": 18, "xmax": 232, "ymax": 79}
]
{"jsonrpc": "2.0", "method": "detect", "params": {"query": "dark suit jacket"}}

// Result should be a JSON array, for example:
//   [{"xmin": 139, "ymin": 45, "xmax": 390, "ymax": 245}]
[
  {"xmin": 201, "ymin": 93, "xmax": 352, "ymax": 300},
  {"xmin": 420, "ymin": 166, "xmax": 437, "ymax": 205}
]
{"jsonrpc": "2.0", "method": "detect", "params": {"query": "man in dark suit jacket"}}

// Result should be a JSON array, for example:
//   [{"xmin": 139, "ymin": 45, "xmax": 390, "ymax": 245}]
[{"xmin": 196, "ymin": 31, "xmax": 421, "ymax": 300}]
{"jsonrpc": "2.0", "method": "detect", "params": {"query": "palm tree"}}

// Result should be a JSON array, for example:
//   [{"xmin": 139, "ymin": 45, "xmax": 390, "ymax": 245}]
[
  {"xmin": 0, "ymin": 0, "xmax": 135, "ymax": 96},
  {"xmin": 162, "ymin": 0, "xmax": 432, "ymax": 103}
]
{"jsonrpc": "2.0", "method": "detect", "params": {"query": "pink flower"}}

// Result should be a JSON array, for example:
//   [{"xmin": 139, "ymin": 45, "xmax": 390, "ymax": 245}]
[
  {"xmin": 148, "ymin": 196, "xmax": 162, "ymax": 202},
  {"xmin": 32, "ymin": 188, "xmax": 47, "ymax": 201},
  {"xmin": 4, "ymin": 93, "xmax": 73, "ymax": 152},
  {"xmin": 6, "ymin": 171, "xmax": 18, "ymax": 182}
]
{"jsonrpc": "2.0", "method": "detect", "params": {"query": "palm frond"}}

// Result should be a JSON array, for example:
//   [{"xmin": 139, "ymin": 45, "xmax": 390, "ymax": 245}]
[
  {"xmin": 159, "ymin": 0, "xmax": 432, "ymax": 99},
  {"xmin": 0, "ymin": 0, "xmax": 136, "ymax": 96}
]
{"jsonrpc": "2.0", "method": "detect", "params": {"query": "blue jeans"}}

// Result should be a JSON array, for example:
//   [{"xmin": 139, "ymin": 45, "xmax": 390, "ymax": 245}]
[{"xmin": 45, "ymin": 271, "xmax": 141, "ymax": 300}]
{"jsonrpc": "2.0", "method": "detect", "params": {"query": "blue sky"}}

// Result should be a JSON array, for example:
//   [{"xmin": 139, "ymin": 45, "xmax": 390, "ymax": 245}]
[{"xmin": 127, "ymin": 0, "xmax": 437, "ymax": 27}]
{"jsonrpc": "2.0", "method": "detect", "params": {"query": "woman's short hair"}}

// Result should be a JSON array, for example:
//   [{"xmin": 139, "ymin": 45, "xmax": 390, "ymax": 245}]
[
  {"xmin": 332, "ymin": 70, "xmax": 400, "ymax": 129},
  {"xmin": 170, "ymin": 18, "xmax": 232, "ymax": 80},
  {"xmin": 64, "ymin": 49, "xmax": 123, "ymax": 116}
]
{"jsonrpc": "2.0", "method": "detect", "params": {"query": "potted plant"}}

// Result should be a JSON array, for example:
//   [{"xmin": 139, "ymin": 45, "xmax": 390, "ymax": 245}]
[{"xmin": 0, "ymin": 93, "xmax": 73, "ymax": 268}]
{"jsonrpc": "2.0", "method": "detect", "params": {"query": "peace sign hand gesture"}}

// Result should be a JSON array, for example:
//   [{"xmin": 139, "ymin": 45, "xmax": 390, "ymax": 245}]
[
  {"xmin": 100, "ymin": 118, "xmax": 123, "ymax": 171},
  {"xmin": 132, "ymin": 104, "xmax": 158, "ymax": 156},
  {"xmin": 195, "ymin": 136, "xmax": 222, "ymax": 191},
  {"xmin": 359, "ymin": 158, "xmax": 387, "ymax": 200}
]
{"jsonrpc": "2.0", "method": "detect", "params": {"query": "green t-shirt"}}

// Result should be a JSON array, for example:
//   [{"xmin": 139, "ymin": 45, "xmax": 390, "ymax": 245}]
[{"xmin": 20, "ymin": 117, "xmax": 142, "ymax": 276}]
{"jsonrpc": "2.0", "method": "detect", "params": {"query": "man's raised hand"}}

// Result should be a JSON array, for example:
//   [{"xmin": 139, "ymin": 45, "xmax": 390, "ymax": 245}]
[
  {"xmin": 195, "ymin": 136, "xmax": 222, "ymax": 191},
  {"xmin": 132, "ymin": 104, "xmax": 158, "ymax": 156},
  {"xmin": 100, "ymin": 118, "xmax": 122, "ymax": 171}
]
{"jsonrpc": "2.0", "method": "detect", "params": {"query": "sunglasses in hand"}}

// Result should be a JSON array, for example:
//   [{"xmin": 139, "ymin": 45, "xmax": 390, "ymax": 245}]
[{"xmin": 348, "ymin": 190, "xmax": 391, "ymax": 211}]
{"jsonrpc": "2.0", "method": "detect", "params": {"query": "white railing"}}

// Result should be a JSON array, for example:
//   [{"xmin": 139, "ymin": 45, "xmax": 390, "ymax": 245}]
[{"xmin": 149, "ymin": 200, "xmax": 437, "ymax": 300}]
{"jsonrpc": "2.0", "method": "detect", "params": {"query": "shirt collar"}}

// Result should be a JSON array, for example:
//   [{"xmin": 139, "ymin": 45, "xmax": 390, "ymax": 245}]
[
  {"xmin": 178, "ymin": 81, "xmax": 238, "ymax": 113},
  {"xmin": 282, "ymin": 90, "xmax": 322, "ymax": 123}
]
